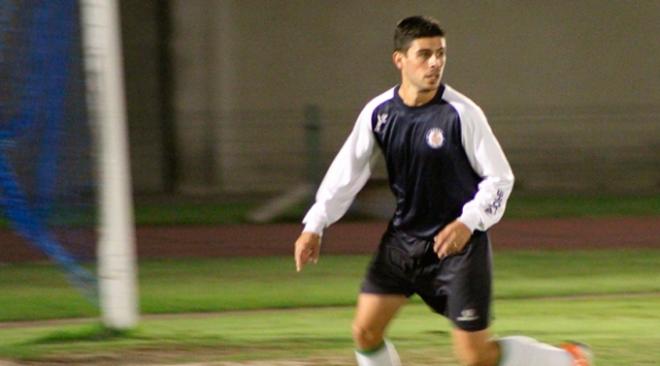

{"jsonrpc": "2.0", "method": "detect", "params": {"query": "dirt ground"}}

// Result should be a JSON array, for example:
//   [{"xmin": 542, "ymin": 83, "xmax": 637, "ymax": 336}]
[{"xmin": 2, "ymin": 217, "xmax": 659, "ymax": 262}]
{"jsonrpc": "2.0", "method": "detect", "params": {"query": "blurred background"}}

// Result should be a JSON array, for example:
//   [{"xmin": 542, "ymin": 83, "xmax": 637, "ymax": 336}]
[{"xmin": 122, "ymin": 0, "xmax": 659, "ymax": 206}]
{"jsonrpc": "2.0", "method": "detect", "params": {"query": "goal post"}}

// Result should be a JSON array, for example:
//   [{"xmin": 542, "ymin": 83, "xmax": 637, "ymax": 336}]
[
  {"xmin": 0, "ymin": 0, "xmax": 137, "ymax": 329},
  {"xmin": 80, "ymin": 0, "xmax": 138, "ymax": 329}
]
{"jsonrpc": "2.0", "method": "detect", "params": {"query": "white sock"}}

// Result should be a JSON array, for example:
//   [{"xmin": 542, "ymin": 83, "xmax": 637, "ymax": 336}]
[
  {"xmin": 498, "ymin": 336, "xmax": 574, "ymax": 366},
  {"xmin": 355, "ymin": 340, "xmax": 401, "ymax": 366}
]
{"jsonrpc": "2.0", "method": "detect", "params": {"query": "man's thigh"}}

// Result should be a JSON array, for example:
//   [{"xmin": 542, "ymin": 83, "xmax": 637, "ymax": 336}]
[{"xmin": 417, "ymin": 231, "xmax": 493, "ymax": 331}]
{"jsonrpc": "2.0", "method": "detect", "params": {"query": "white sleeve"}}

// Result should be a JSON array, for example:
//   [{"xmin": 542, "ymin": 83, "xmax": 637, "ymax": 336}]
[
  {"xmin": 457, "ymin": 105, "xmax": 515, "ymax": 232},
  {"xmin": 302, "ymin": 107, "xmax": 377, "ymax": 235}
]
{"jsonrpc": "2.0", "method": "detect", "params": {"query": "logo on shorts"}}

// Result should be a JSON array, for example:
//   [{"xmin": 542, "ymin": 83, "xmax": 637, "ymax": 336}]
[
  {"xmin": 426, "ymin": 128, "xmax": 444, "ymax": 149},
  {"xmin": 457, "ymin": 309, "xmax": 479, "ymax": 322}
]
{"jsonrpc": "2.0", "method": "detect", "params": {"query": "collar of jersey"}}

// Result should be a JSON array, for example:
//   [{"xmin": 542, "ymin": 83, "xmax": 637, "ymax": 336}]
[{"xmin": 393, "ymin": 84, "xmax": 446, "ymax": 110}]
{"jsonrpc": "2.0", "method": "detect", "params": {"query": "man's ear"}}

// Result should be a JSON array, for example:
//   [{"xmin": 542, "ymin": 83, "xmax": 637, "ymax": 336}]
[{"xmin": 392, "ymin": 51, "xmax": 404, "ymax": 70}]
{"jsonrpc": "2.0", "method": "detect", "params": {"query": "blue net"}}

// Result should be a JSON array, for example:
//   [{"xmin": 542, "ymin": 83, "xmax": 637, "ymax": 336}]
[{"xmin": 0, "ymin": 1, "xmax": 98, "ymax": 302}]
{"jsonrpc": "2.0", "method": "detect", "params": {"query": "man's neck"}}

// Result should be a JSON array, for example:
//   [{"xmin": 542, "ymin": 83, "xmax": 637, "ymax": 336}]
[{"xmin": 398, "ymin": 83, "xmax": 438, "ymax": 107}]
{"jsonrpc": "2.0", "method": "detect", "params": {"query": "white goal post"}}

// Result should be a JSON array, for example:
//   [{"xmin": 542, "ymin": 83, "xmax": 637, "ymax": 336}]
[{"xmin": 80, "ymin": 0, "xmax": 138, "ymax": 330}]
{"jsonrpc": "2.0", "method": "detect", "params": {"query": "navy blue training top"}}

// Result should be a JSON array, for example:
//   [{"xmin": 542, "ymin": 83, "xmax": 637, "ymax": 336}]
[
  {"xmin": 303, "ymin": 84, "xmax": 514, "ymax": 240},
  {"xmin": 370, "ymin": 85, "xmax": 481, "ymax": 239}
]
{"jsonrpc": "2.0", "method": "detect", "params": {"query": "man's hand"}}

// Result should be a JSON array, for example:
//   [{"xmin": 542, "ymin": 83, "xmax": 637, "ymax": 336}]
[
  {"xmin": 294, "ymin": 231, "xmax": 321, "ymax": 272},
  {"xmin": 433, "ymin": 220, "xmax": 472, "ymax": 259}
]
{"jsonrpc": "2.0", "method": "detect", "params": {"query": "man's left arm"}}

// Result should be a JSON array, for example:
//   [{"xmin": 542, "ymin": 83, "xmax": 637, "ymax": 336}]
[
  {"xmin": 458, "ymin": 105, "xmax": 515, "ymax": 233},
  {"xmin": 434, "ymin": 105, "xmax": 514, "ymax": 258}
]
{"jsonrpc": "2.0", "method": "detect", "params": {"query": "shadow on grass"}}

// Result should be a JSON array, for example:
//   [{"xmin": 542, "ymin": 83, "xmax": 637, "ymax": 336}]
[{"xmin": 28, "ymin": 323, "xmax": 138, "ymax": 344}]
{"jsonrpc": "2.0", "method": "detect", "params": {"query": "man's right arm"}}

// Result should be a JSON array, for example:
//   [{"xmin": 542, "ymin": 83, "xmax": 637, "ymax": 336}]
[
  {"xmin": 301, "ymin": 107, "xmax": 377, "ymax": 236},
  {"xmin": 294, "ymin": 231, "xmax": 321, "ymax": 272},
  {"xmin": 294, "ymin": 106, "xmax": 378, "ymax": 272}
]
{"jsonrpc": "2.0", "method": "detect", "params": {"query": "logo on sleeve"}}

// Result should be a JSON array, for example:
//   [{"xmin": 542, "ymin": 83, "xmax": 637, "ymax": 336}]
[
  {"xmin": 426, "ymin": 128, "xmax": 444, "ymax": 149},
  {"xmin": 484, "ymin": 189, "xmax": 505, "ymax": 215},
  {"xmin": 375, "ymin": 113, "xmax": 389, "ymax": 133}
]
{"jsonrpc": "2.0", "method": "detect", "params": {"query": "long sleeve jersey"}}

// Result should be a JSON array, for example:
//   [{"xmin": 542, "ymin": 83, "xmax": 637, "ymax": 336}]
[{"xmin": 303, "ymin": 84, "xmax": 514, "ymax": 240}]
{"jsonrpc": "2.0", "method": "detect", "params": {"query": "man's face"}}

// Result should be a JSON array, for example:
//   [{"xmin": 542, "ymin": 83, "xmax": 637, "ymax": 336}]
[{"xmin": 393, "ymin": 37, "xmax": 446, "ymax": 92}]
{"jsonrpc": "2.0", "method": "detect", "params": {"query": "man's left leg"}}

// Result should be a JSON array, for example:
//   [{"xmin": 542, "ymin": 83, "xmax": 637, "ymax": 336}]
[
  {"xmin": 452, "ymin": 328, "xmax": 499, "ymax": 366},
  {"xmin": 452, "ymin": 327, "xmax": 593, "ymax": 366},
  {"xmin": 442, "ymin": 233, "xmax": 591, "ymax": 366}
]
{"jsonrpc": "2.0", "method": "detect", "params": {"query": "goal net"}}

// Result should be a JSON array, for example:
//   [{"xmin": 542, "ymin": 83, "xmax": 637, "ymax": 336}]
[{"xmin": 0, "ymin": 0, "xmax": 137, "ymax": 329}]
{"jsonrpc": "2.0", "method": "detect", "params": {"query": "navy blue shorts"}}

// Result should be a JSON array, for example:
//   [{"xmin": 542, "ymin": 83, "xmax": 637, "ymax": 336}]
[{"xmin": 360, "ymin": 227, "xmax": 492, "ymax": 331}]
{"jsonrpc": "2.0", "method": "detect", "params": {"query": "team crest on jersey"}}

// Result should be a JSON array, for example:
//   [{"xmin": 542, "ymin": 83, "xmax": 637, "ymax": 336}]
[{"xmin": 426, "ymin": 128, "xmax": 444, "ymax": 148}]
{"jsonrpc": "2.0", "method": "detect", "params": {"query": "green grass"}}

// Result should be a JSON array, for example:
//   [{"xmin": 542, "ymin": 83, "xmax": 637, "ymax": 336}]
[
  {"xmin": 134, "ymin": 201, "xmax": 258, "ymax": 225},
  {"xmin": 1, "ymin": 251, "xmax": 659, "ymax": 322},
  {"xmin": 1, "ymin": 195, "xmax": 657, "ymax": 227},
  {"xmin": 137, "ymin": 194, "xmax": 660, "ymax": 225},
  {"xmin": 1, "ymin": 250, "xmax": 659, "ymax": 364},
  {"xmin": 0, "ymin": 194, "xmax": 657, "ymax": 363},
  {"xmin": 0, "ymin": 250, "xmax": 658, "ymax": 363},
  {"xmin": 505, "ymin": 194, "xmax": 660, "ymax": 218},
  {"xmin": 0, "ymin": 296, "xmax": 658, "ymax": 364}
]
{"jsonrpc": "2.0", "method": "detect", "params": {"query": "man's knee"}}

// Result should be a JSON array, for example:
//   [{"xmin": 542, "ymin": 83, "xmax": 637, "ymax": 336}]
[
  {"xmin": 456, "ymin": 351, "xmax": 495, "ymax": 366},
  {"xmin": 454, "ymin": 338, "xmax": 499, "ymax": 366},
  {"xmin": 352, "ymin": 323, "xmax": 384, "ymax": 350}
]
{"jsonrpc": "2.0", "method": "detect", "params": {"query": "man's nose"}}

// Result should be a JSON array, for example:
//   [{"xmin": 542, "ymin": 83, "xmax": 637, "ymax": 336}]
[{"xmin": 429, "ymin": 54, "xmax": 441, "ymax": 67}]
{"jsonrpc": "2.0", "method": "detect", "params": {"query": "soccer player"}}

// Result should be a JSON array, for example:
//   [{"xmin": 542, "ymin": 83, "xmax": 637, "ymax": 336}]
[{"xmin": 294, "ymin": 15, "xmax": 593, "ymax": 366}]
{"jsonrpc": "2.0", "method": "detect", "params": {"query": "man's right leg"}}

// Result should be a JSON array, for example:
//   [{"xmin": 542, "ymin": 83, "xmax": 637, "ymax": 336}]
[{"xmin": 353, "ymin": 293, "xmax": 408, "ymax": 366}]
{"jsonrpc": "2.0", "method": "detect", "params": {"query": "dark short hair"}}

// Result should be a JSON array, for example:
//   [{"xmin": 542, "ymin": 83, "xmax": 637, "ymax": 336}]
[{"xmin": 394, "ymin": 16, "xmax": 445, "ymax": 52}]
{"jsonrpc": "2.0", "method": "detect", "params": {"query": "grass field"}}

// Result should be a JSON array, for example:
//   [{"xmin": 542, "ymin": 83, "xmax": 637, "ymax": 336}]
[
  {"xmin": 1, "ymin": 195, "xmax": 658, "ymax": 364},
  {"xmin": 129, "ymin": 194, "xmax": 660, "ymax": 225},
  {"xmin": 1, "ymin": 250, "xmax": 659, "ymax": 365}
]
